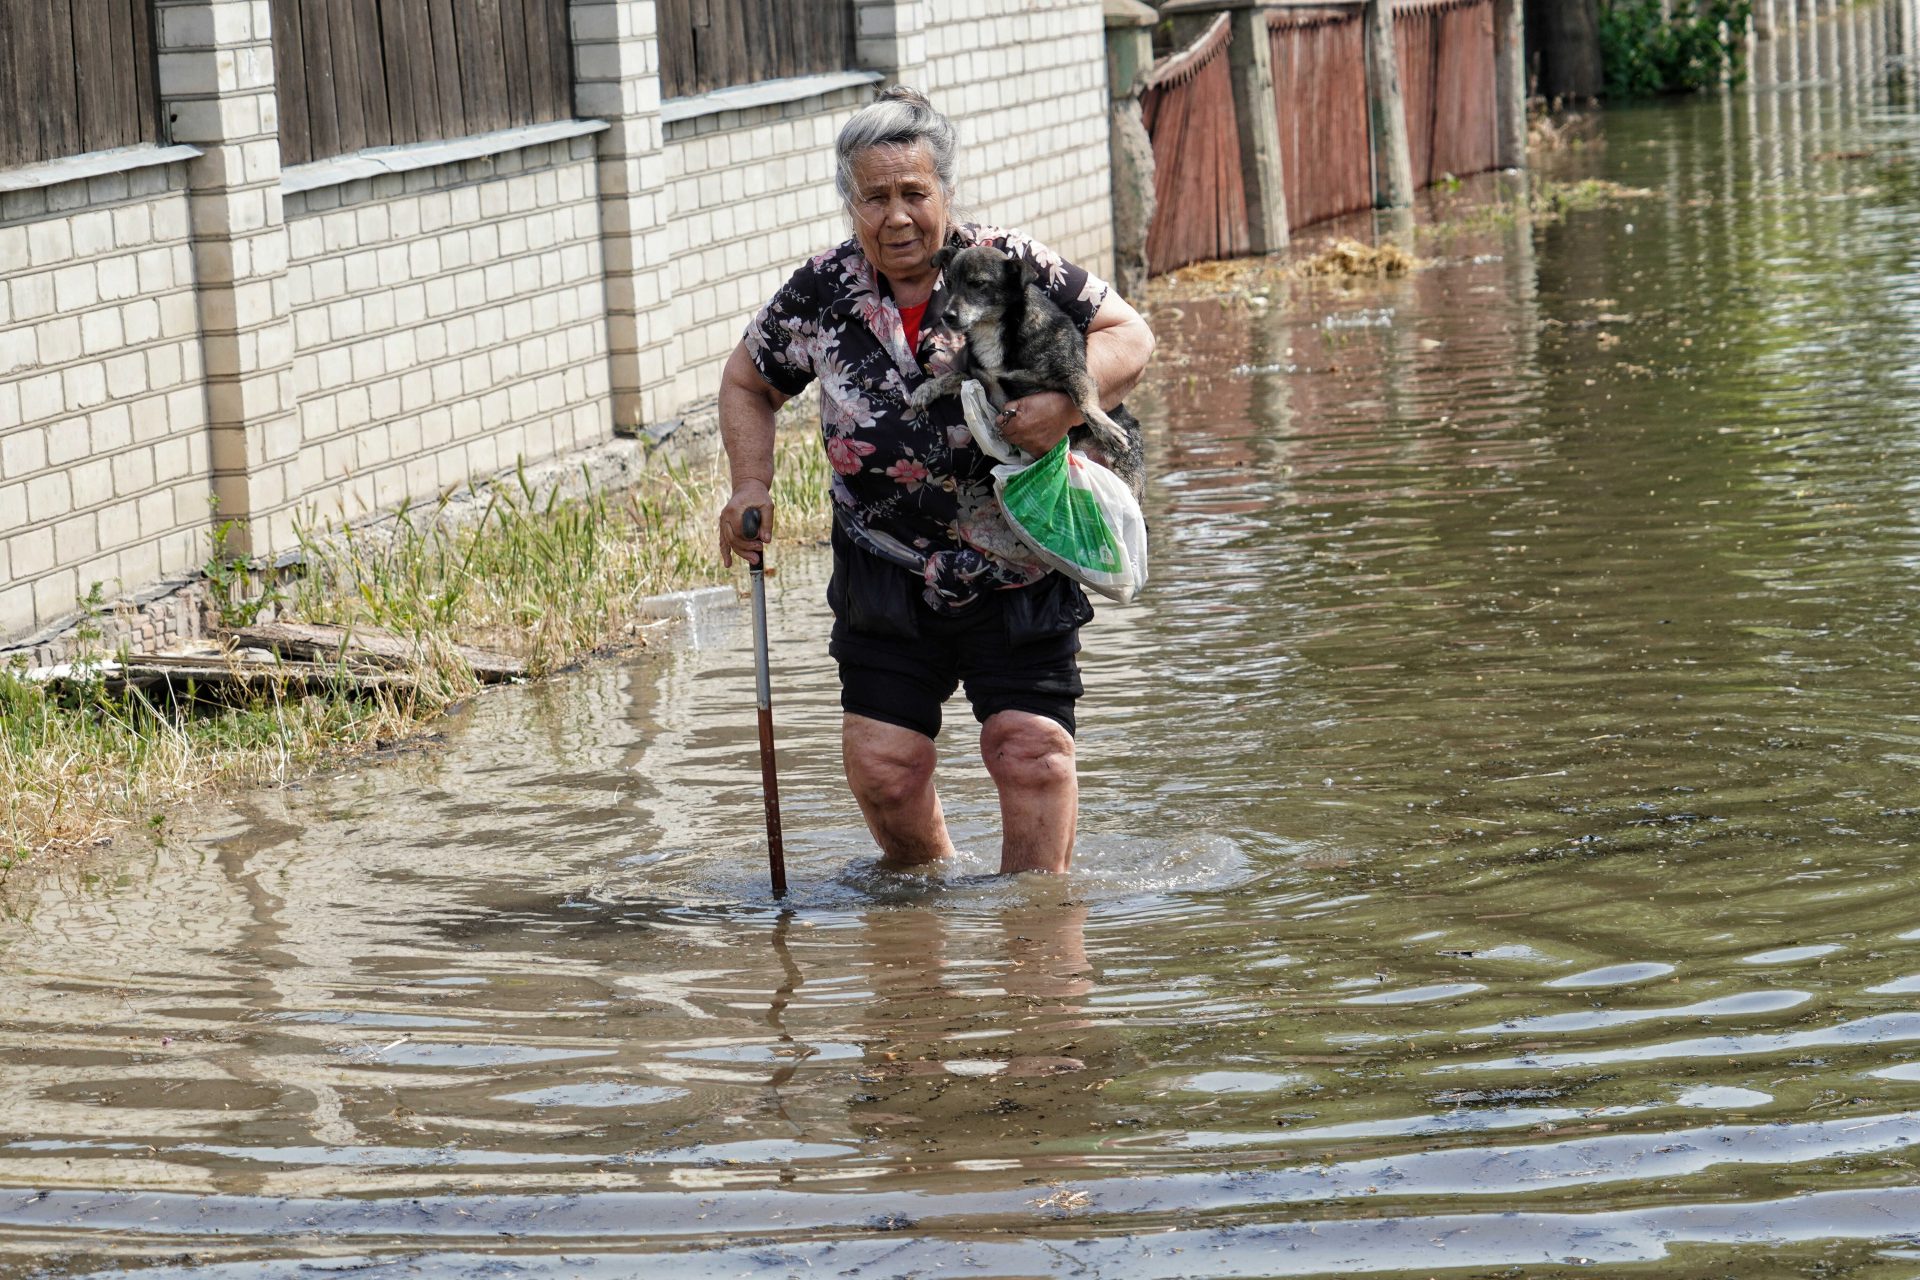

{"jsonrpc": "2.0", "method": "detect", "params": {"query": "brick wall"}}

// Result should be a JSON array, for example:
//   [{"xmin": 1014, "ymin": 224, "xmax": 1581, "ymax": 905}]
[
  {"xmin": 0, "ymin": 164, "xmax": 212, "ymax": 639},
  {"xmin": 921, "ymin": 0, "xmax": 1116, "ymax": 280},
  {"xmin": 659, "ymin": 83, "xmax": 871, "ymax": 413},
  {"xmin": 284, "ymin": 136, "xmax": 611, "ymax": 526},
  {"xmin": 1, "ymin": 0, "xmax": 1122, "ymax": 651}
]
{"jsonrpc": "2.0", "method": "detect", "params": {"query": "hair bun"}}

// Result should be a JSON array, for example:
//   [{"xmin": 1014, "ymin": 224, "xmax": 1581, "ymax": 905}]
[{"xmin": 875, "ymin": 84, "xmax": 934, "ymax": 109}]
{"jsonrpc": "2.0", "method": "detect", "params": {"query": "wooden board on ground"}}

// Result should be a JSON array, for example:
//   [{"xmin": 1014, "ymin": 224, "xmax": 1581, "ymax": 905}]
[
  {"xmin": 224, "ymin": 622, "xmax": 525, "ymax": 683},
  {"xmin": 40, "ymin": 654, "xmax": 418, "ymax": 698}
]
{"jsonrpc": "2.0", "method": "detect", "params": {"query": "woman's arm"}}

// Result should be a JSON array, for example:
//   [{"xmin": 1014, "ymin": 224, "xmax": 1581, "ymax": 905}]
[
  {"xmin": 1086, "ymin": 289, "xmax": 1156, "ymax": 409},
  {"xmin": 997, "ymin": 290, "xmax": 1156, "ymax": 456},
  {"xmin": 718, "ymin": 341, "xmax": 790, "ymax": 567}
]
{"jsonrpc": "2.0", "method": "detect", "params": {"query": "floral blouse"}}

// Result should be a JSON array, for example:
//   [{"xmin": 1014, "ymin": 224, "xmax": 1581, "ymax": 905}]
[{"xmin": 744, "ymin": 223, "xmax": 1110, "ymax": 612}]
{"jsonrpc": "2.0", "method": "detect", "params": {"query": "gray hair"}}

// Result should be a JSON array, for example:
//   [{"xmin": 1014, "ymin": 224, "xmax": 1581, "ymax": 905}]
[{"xmin": 834, "ymin": 85, "xmax": 959, "ymax": 204}]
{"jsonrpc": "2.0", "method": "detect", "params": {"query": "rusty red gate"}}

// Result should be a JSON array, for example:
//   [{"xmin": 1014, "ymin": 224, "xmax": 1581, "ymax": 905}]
[
  {"xmin": 1267, "ymin": 5, "xmax": 1373, "ymax": 231},
  {"xmin": 1140, "ymin": 14, "xmax": 1251, "ymax": 276},
  {"xmin": 1395, "ymin": 0, "xmax": 1500, "ymax": 187}
]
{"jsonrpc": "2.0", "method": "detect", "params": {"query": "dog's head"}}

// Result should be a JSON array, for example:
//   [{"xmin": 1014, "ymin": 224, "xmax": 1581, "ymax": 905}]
[{"xmin": 933, "ymin": 245, "xmax": 1034, "ymax": 331}]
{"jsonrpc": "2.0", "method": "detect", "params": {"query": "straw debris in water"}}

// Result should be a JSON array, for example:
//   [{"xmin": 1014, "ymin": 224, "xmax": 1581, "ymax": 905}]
[{"xmin": 1295, "ymin": 239, "xmax": 1416, "ymax": 279}]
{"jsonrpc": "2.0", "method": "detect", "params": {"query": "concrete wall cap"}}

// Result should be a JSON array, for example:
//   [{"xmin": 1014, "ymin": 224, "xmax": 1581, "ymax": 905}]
[
  {"xmin": 1104, "ymin": 0, "xmax": 1159, "ymax": 27},
  {"xmin": 1162, "ymin": 0, "xmax": 1345, "ymax": 12},
  {"xmin": 0, "ymin": 143, "xmax": 201, "ymax": 194}
]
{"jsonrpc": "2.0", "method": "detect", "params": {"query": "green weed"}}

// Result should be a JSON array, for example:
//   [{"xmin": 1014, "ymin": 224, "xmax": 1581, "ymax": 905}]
[{"xmin": 1, "ymin": 433, "xmax": 831, "ymax": 869}]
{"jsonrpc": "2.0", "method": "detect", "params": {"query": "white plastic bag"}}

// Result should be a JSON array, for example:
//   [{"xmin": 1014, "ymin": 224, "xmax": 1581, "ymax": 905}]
[{"xmin": 961, "ymin": 378, "xmax": 1026, "ymax": 465}]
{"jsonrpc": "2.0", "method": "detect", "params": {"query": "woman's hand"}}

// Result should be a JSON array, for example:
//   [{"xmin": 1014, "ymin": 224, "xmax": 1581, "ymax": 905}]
[
  {"xmin": 719, "ymin": 481, "xmax": 773, "ymax": 568},
  {"xmin": 996, "ymin": 392, "xmax": 1080, "ymax": 456}
]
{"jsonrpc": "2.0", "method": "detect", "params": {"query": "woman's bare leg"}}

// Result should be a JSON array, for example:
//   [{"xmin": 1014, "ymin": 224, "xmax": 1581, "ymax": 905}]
[
  {"xmin": 843, "ymin": 713, "xmax": 955, "ymax": 866},
  {"xmin": 980, "ymin": 710, "xmax": 1077, "ymax": 874}
]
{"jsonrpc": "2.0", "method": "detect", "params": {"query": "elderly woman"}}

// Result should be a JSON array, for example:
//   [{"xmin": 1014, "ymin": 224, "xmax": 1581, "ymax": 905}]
[{"xmin": 716, "ymin": 87, "xmax": 1154, "ymax": 876}]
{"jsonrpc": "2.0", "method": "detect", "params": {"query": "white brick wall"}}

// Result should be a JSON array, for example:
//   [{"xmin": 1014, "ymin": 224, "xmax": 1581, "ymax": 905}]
[
  {"xmin": 661, "ymin": 84, "xmax": 871, "ymax": 412},
  {"xmin": 0, "ymin": 0, "xmax": 1119, "ymax": 645},
  {"xmin": 659, "ymin": 1, "xmax": 1116, "ymax": 413},
  {"xmin": 921, "ymin": 0, "xmax": 1116, "ymax": 281},
  {"xmin": 0, "ymin": 164, "xmax": 213, "ymax": 640},
  {"xmin": 283, "ymin": 136, "xmax": 611, "ymax": 526}
]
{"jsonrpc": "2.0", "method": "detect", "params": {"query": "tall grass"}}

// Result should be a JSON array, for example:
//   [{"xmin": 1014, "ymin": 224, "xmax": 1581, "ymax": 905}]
[{"xmin": 0, "ymin": 433, "xmax": 831, "ymax": 871}]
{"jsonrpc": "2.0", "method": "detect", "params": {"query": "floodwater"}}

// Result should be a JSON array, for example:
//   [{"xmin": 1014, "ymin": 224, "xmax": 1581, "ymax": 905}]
[{"xmin": 8, "ymin": 11, "xmax": 1920, "ymax": 1278}]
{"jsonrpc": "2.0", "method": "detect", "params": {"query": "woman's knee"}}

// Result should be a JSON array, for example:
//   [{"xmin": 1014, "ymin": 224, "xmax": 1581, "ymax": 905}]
[
  {"xmin": 843, "ymin": 716, "xmax": 937, "ymax": 809},
  {"xmin": 980, "ymin": 712, "xmax": 1075, "ymax": 789}
]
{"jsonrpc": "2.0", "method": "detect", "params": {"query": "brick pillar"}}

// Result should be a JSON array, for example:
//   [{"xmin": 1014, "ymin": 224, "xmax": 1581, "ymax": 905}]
[
  {"xmin": 853, "ymin": 0, "xmax": 927, "ymax": 85},
  {"xmin": 574, "ymin": 0, "xmax": 679, "ymax": 432},
  {"xmin": 153, "ymin": 0, "xmax": 301, "ymax": 557}
]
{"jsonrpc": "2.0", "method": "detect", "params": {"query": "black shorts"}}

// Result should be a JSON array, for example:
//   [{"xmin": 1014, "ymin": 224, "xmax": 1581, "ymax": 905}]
[{"xmin": 827, "ymin": 525, "xmax": 1092, "ymax": 741}]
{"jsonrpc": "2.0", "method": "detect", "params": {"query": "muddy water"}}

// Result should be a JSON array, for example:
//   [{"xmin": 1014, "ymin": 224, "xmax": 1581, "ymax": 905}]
[{"xmin": 10, "ymin": 14, "xmax": 1920, "ymax": 1279}]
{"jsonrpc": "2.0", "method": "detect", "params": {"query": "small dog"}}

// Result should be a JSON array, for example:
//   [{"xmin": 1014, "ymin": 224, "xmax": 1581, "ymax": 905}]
[{"xmin": 909, "ymin": 245, "xmax": 1146, "ymax": 497}]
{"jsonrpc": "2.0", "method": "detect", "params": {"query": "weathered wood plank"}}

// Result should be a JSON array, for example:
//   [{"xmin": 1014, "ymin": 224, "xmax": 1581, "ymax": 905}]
[
  {"xmin": 90, "ymin": 0, "xmax": 133, "ymax": 149},
  {"xmin": 225, "ymin": 621, "xmax": 526, "ymax": 682},
  {"xmin": 498, "ymin": 0, "xmax": 533, "ymax": 126},
  {"xmin": 329, "ymin": 0, "xmax": 371, "ymax": 152},
  {"xmin": 657, "ymin": 0, "xmax": 696, "ymax": 98},
  {"xmin": 272, "ymin": 0, "xmax": 312, "ymax": 165},
  {"xmin": 130, "ymin": 0, "xmax": 159, "ymax": 148},
  {"xmin": 353, "ymin": 0, "xmax": 391, "ymax": 148},
  {"xmin": 457, "ymin": 0, "xmax": 508, "ymax": 135},
  {"xmin": 299, "ymin": 0, "xmax": 342, "ymax": 161},
  {"xmin": 0, "ymin": 1, "xmax": 27, "ymax": 167},
  {"xmin": 426, "ymin": 0, "xmax": 467, "ymax": 137},
  {"xmin": 521, "ymin": 0, "xmax": 557, "ymax": 122},
  {"xmin": 395, "ymin": 0, "xmax": 440, "ymax": 139},
  {"xmin": 43, "ymin": 0, "xmax": 82, "ymax": 161},
  {"xmin": 100, "ymin": 657, "xmax": 420, "ymax": 697},
  {"xmin": 378, "ymin": 0, "xmax": 417, "ymax": 145},
  {"xmin": 545, "ymin": 0, "xmax": 573, "ymax": 119}
]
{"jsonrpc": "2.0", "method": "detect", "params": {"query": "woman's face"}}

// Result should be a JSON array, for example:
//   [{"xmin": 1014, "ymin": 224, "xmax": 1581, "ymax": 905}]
[{"xmin": 848, "ymin": 141, "xmax": 950, "ymax": 285}]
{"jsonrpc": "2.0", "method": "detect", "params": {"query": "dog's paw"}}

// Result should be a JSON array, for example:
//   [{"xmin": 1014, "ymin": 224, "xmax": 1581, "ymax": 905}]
[{"xmin": 906, "ymin": 383, "xmax": 942, "ymax": 416}]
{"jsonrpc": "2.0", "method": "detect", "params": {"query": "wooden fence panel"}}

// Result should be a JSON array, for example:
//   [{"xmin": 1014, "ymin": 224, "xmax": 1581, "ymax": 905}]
[
  {"xmin": 658, "ymin": 0, "xmax": 854, "ymax": 98},
  {"xmin": 1140, "ymin": 14, "xmax": 1250, "ymax": 276},
  {"xmin": 0, "ymin": 0, "xmax": 159, "ymax": 169},
  {"xmin": 274, "ymin": 0, "xmax": 576, "ymax": 167},
  {"xmin": 1268, "ymin": 5, "xmax": 1373, "ymax": 232},
  {"xmin": 1395, "ymin": 0, "xmax": 1499, "ymax": 188}
]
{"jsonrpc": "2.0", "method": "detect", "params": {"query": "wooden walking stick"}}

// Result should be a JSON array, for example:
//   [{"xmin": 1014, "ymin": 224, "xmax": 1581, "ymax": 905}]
[{"xmin": 741, "ymin": 507, "xmax": 787, "ymax": 897}]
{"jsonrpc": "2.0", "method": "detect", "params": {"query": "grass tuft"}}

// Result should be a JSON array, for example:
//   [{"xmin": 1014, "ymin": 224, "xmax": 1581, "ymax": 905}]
[{"xmin": 1, "ymin": 432, "xmax": 831, "ymax": 872}]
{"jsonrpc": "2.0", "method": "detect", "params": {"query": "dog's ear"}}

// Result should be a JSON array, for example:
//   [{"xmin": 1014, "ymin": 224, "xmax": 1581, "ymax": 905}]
[
  {"xmin": 1007, "ymin": 254, "xmax": 1038, "ymax": 288},
  {"xmin": 931, "ymin": 245, "xmax": 956, "ymax": 274}
]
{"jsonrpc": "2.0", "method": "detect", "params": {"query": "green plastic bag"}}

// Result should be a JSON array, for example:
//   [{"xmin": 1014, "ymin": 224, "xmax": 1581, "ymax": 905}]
[{"xmin": 993, "ymin": 439, "xmax": 1149, "ymax": 604}]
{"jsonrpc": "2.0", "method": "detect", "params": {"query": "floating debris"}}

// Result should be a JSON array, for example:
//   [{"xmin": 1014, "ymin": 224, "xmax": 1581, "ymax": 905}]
[
  {"xmin": 1296, "ymin": 239, "xmax": 1416, "ymax": 279},
  {"xmin": 1323, "ymin": 308, "xmax": 1396, "ymax": 330},
  {"xmin": 1231, "ymin": 362, "xmax": 1298, "ymax": 376},
  {"xmin": 1529, "ymin": 109, "xmax": 1603, "ymax": 152}
]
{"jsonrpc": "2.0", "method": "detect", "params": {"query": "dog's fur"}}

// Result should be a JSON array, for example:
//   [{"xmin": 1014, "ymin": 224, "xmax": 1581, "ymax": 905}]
[{"xmin": 909, "ymin": 245, "xmax": 1145, "ymax": 497}]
